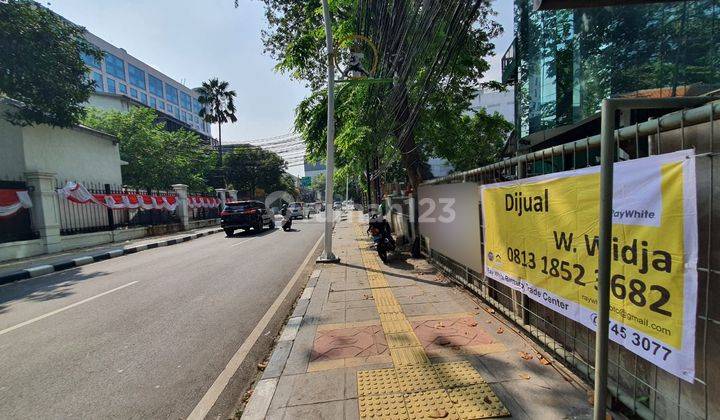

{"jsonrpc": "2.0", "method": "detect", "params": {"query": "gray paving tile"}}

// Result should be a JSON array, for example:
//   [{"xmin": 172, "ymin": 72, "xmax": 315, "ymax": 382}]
[{"xmin": 286, "ymin": 370, "xmax": 346, "ymax": 406}]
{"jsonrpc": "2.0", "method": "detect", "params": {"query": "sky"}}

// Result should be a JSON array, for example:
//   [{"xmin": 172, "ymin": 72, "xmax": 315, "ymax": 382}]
[{"xmin": 47, "ymin": 0, "xmax": 513, "ymax": 175}]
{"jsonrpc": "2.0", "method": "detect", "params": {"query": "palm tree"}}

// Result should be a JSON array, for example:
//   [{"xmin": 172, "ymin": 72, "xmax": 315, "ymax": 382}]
[{"xmin": 196, "ymin": 78, "xmax": 238, "ymax": 168}]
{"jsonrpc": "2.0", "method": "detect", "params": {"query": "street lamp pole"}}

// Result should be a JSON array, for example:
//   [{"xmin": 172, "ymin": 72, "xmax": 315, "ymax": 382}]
[{"xmin": 318, "ymin": 0, "xmax": 339, "ymax": 263}]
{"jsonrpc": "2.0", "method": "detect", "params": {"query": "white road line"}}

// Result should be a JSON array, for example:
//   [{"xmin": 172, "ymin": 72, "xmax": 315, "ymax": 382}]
[
  {"xmin": 187, "ymin": 233, "xmax": 324, "ymax": 420},
  {"xmin": 0, "ymin": 281, "xmax": 139, "ymax": 337},
  {"xmin": 230, "ymin": 238, "xmax": 257, "ymax": 247}
]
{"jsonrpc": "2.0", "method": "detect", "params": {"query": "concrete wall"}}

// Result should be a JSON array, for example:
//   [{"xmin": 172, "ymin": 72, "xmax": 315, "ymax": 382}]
[
  {"xmin": 87, "ymin": 94, "xmax": 130, "ymax": 113},
  {"xmin": 0, "ymin": 104, "xmax": 123, "ymax": 186},
  {"xmin": 0, "ymin": 116, "xmax": 27, "ymax": 179},
  {"xmin": 22, "ymin": 125, "xmax": 122, "ymax": 185}
]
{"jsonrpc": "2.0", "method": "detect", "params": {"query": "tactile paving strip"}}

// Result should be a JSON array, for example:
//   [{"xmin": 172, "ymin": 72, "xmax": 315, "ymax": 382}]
[
  {"xmin": 359, "ymin": 394, "xmax": 409, "ymax": 419},
  {"xmin": 395, "ymin": 364, "xmax": 443, "ymax": 393},
  {"xmin": 379, "ymin": 312, "xmax": 407, "ymax": 322},
  {"xmin": 353, "ymin": 223, "xmax": 509, "ymax": 420},
  {"xmin": 404, "ymin": 389, "xmax": 461, "ymax": 420},
  {"xmin": 385, "ymin": 332, "xmax": 422, "ymax": 349},
  {"xmin": 390, "ymin": 346, "xmax": 431, "ymax": 366},
  {"xmin": 357, "ymin": 368, "xmax": 403, "ymax": 396},
  {"xmin": 447, "ymin": 384, "xmax": 510, "ymax": 419},
  {"xmin": 381, "ymin": 319, "xmax": 414, "ymax": 334},
  {"xmin": 434, "ymin": 361, "xmax": 486, "ymax": 388}
]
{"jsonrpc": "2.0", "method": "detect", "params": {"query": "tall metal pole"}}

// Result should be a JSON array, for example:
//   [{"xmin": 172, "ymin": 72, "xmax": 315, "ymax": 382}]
[
  {"xmin": 345, "ymin": 173, "xmax": 349, "ymax": 202},
  {"xmin": 318, "ymin": 0, "xmax": 339, "ymax": 263},
  {"xmin": 593, "ymin": 99, "xmax": 614, "ymax": 420}
]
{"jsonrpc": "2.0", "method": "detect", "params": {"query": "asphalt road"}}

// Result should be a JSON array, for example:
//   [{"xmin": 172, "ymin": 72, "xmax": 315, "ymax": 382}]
[{"xmin": 0, "ymin": 217, "xmax": 325, "ymax": 419}]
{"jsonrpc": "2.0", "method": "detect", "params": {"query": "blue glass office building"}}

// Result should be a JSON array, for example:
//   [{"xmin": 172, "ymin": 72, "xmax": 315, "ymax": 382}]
[
  {"xmin": 505, "ymin": 0, "xmax": 720, "ymax": 140},
  {"xmin": 79, "ymin": 31, "xmax": 211, "ymax": 138}
]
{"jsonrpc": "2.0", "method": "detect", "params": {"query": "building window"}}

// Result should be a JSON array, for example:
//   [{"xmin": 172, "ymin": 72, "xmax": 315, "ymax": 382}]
[
  {"xmin": 167, "ymin": 104, "xmax": 173, "ymax": 113},
  {"xmin": 128, "ymin": 64, "xmax": 146, "ymax": 90},
  {"xmin": 105, "ymin": 52, "xmax": 125, "ymax": 80},
  {"xmin": 81, "ymin": 51, "xmax": 101, "ymax": 69},
  {"xmin": 130, "ymin": 88, "xmax": 138, "ymax": 99},
  {"xmin": 91, "ymin": 71, "xmax": 104, "ymax": 92},
  {"xmin": 174, "ymin": 107, "xmax": 180, "ymax": 119},
  {"xmin": 119, "ymin": 83, "xmax": 127, "ymax": 94},
  {"xmin": 140, "ymin": 92, "xmax": 147, "ymax": 104},
  {"xmin": 194, "ymin": 115, "xmax": 199, "ymax": 124},
  {"xmin": 107, "ymin": 78, "xmax": 116, "ymax": 93},
  {"xmin": 148, "ymin": 74, "xmax": 164, "ymax": 98},
  {"xmin": 158, "ymin": 101, "xmax": 165, "ymax": 111},
  {"xmin": 180, "ymin": 92, "xmax": 192, "ymax": 110},
  {"xmin": 149, "ymin": 96, "xmax": 156, "ymax": 108},
  {"xmin": 165, "ymin": 84, "xmax": 179, "ymax": 104}
]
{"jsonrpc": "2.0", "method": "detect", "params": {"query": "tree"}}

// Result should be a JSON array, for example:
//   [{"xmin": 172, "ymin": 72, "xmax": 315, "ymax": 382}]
[
  {"xmin": 82, "ymin": 107, "xmax": 215, "ymax": 191},
  {"xmin": 311, "ymin": 172, "xmax": 325, "ymax": 198},
  {"xmin": 0, "ymin": 0, "xmax": 102, "ymax": 127},
  {"xmin": 223, "ymin": 145, "xmax": 294, "ymax": 198},
  {"xmin": 196, "ymin": 78, "xmax": 238, "ymax": 168},
  {"xmin": 257, "ymin": 0, "xmax": 505, "ymax": 190}
]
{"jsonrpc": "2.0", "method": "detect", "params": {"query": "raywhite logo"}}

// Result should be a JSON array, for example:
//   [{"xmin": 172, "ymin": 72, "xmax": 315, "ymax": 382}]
[{"xmin": 612, "ymin": 160, "xmax": 662, "ymax": 227}]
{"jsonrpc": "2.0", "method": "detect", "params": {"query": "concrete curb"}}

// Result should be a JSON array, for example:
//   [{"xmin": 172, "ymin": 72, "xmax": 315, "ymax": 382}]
[
  {"xmin": 241, "ymin": 268, "xmax": 322, "ymax": 420},
  {"xmin": 0, "ymin": 228, "xmax": 224, "ymax": 286}
]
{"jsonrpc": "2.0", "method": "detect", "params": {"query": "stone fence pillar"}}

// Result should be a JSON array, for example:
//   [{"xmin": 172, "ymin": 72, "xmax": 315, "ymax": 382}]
[
  {"xmin": 227, "ymin": 189, "xmax": 238, "ymax": 201},
  {"xmin": 216, "ymin": 188, "xmax": 227, "ymax": 210},
  {"xmin": 25, "ymin": 171, "xmax": 62, "ymax": 253},
  {"xmin": 171, "ymin": 184, "xmax": 189, "ymax": 230}
]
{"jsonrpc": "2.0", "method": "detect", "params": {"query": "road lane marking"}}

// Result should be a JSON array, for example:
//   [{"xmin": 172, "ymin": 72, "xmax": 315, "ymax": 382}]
[
  {"xmin": 187, "ymin": 233, "xmax": 324, "ymax": 420},
  {"xmin": 230, "ymin": 238, "xmax": 257, "ymax": 247},
  {"xmin": 0, "ymin": 281, "xmax": 139, "ymax": 337}
]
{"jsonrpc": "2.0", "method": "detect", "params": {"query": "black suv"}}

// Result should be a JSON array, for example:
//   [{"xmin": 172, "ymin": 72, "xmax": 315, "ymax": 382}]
[{"xmin": 221, "ymin": 201, "xmax": 274, "ymax": 236}]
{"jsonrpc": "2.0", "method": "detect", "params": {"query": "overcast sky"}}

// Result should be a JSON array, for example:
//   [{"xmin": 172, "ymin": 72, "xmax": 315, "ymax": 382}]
[{"xmin": 48, "ymin": 0, "xmax": 514, "ymax": 143}]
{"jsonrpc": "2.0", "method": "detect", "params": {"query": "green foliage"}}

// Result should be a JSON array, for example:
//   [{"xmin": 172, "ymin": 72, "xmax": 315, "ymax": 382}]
[
  {"xmin": 223, "ymin": 144, "xmax": 295, "ymax": 198},
  {"xmin": 197, "ymin": 78, "xmax": 237, "ymax": 167},
  {"xmin": 311, "ymin": 172, "xmax": 325, "ymax": 196},
  {"xmin": 0, "ymin": 0, "xmax": 102, "ymax": 128},
  {"xmin": 263, "ymin": 0, "xmax": 509, "ymax": 186},
  {"xmin": 82, "ymin": 107, "xmax": 215, "ymax": 191},
  {"xmin": 422, "ymin": 109, "xmax": 513, "ymax": 172}
]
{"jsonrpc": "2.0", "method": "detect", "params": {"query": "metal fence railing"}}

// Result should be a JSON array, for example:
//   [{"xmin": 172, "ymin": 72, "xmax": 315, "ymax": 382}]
[
  {"xmin": 56, "ymin": 180, "xmax": 180, "ymax": 236},
  {"xmin": 417, "ymin": 100, "xmax": 720, "ymax": 420},
  {"xmin": 189, "ymin": 193, "xmax": 219, "ymax": 221}
]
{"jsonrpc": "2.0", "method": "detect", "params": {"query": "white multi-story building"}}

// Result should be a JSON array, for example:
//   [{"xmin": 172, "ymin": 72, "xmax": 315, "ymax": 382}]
[{"xmin": 79, "ymin": 31, "xmax": 212, "ymax": 141}]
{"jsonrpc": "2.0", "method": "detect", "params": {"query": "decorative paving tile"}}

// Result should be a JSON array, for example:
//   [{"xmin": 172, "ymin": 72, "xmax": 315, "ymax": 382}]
[
  {"xmin": 433, "ymin": 361, "xmax": 485, "ymax": 388},
  {"xmin": 358, "ymin": 394, "xmax": 408, "ymax": 419},
  {"xmin": 404, "ymin": 389, "xmax": 460, "ymax": 420},
  {"xmin": 395, "ymin": 364, "xmax": 443, "ymax": 393},
  {"xmin": 311, "ymin": 325, "xmax": 387, "ymax": 361},
  {"xmin": 357, "ymin": 368, "xmax": 402, "ymax": 396},
  {"xmin": 412, "ymin": 316, "xmax": 494, "ymax": 354},
  {"xmin": 446, "ymin": 384, "xmax": 510, "ymax": 419}
]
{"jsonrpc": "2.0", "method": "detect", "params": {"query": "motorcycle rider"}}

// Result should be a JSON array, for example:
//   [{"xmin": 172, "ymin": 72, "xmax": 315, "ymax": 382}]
[{"xmin": 281, "ymin": 203, "xmax": 292, "ymax": 231}]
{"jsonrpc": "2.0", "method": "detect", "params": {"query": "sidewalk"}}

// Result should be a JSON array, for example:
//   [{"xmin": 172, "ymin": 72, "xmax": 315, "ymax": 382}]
[
  {"xmin": 0, "ymin": 224, "xmax": 222, "ymax": 281},
  {"xmin": 241, "ymin": 216, "xmax": 593, "ymax": 419}
]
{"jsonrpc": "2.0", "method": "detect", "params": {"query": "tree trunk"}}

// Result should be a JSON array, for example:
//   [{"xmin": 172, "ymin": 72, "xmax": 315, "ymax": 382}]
[{"xmin": 217, "ymin": 121, "xmax": 223, "ymax": 168}]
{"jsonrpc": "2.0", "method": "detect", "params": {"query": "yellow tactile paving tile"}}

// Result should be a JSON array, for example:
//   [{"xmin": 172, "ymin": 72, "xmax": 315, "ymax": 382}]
[
  {"xmin": 385, "ymin": 332, "xmax": 422, "ymax": 349},
  {"xmin": 446, "ymin": 384, "xmax": 510, "ymax": 419},
  {"xmin": 376, "ymin": 304, "xmax": 404, "ymax": 315},
  {"xmin": 381, "ymin": 319, "xmax": 414, "ymax": 334},
  {"xmin": 380, "ymin": 312, "xmax": 408, "ymax": 322},
  {"xmin": 433, "ymin": 361, "xmax": 486, "ymax": 389},
  {"xmin": 404, "ymin": 389, "xmax": 461, "ymax": 420},
  {"xmin": 389, "ymin": 346, "xmax": 431, "ymax": 366},
  {"xmin": 395, "ymin": 365, "xmax": 444, "ymax": 393},
  {"xmin": 359, "ymin": 394, "xmax": 409, "ymax": 419},
  {"xmin": 357, "ymin": 368, "xmax": 403, "ymax": 396}
]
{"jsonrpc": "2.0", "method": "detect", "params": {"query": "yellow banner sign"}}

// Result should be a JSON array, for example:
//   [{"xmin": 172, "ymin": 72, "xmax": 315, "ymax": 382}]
[{"xmin": 481, "ymin": 151, "xmax": 697, "ymax": 382}]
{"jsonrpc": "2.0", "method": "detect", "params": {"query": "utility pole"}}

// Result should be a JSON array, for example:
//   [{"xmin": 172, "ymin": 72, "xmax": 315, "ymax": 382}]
[
  {"xmin": 318, "ymin": 0, "xmax": 339, "ymax": 263},
  {"xmin": 345, "ymin": 173, "xmax": 349, "ymax": 202}
]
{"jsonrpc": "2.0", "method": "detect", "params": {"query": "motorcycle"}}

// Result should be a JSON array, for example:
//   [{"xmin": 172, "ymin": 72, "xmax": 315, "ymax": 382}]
[
  {"xmin": 368, "ymin": 214, "xmax": 395, "ymax": 263},
  {"xmin": 282, "ymin": 215, "xmax": 293, "ymax": 231}
]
